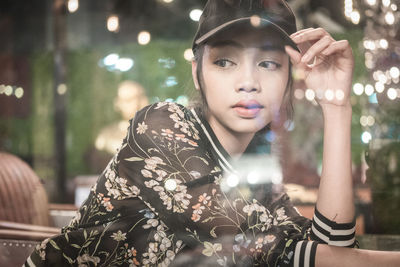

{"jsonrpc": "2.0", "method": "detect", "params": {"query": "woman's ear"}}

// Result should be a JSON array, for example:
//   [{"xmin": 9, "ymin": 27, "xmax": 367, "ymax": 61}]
[{"xmin": 191, "ymin": 60, "xmax": 200, "ymax": 90}]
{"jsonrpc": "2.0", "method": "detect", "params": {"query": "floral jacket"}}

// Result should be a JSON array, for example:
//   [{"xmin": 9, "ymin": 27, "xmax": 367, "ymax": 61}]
[{"xmin": 25, "ymin": 102, "xmax": 356, "ymax": 267}]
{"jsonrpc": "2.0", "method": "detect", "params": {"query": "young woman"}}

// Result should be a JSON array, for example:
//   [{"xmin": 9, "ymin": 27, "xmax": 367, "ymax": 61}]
[{"xmin": 26, "ymin": 0, "xmax": 400, "ymax": 266}]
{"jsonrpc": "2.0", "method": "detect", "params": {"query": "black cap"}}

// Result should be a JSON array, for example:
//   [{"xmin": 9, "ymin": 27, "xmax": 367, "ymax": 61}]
[{"xmin": 192, "ymin": 0, "xmax": 298, "ymax": 51}]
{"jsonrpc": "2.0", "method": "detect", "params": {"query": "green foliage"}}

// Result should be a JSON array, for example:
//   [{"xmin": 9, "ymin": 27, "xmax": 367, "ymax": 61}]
[{"xmin": 366, "ymin": 141, "xmax": 400, "ymax": 234}]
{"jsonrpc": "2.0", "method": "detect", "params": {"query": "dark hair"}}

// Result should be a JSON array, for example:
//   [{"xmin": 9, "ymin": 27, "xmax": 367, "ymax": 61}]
[{"xmin": 191, "ymin": 44, "xmax": 295, "ymax": 124}]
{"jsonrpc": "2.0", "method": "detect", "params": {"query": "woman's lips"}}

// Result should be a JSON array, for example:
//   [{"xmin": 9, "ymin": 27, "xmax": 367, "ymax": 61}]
[{"xmin": 232, "ymin": 100, "xmax": 263, "ymax": 118}]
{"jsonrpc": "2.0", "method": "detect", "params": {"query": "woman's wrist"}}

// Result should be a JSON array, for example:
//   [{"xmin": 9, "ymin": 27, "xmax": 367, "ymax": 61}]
[{"xmin": 320, "ymin": 100, "xmax": 352, "ymax": 120}]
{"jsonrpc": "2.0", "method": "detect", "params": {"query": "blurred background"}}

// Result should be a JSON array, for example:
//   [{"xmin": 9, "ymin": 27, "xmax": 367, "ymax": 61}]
[{"xmin": 0, "ymin": 0, "xmax": 399, "ymax": 240}]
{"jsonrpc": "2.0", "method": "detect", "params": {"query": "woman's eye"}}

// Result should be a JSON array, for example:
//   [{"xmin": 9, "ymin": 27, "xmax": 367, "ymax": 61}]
[
  {"xmin": 214, "ymin": 59, "xmax": 234, "ymax": 67},
  {"xmin": 259, "ymin": 61, "xmax": 281, "ymax": 70}
]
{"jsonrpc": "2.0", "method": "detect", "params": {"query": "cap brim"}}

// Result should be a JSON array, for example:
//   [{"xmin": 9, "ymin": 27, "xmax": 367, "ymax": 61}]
[{"xmin": 194, "ymin": 17, "xmax": 299, "ymax": 52}]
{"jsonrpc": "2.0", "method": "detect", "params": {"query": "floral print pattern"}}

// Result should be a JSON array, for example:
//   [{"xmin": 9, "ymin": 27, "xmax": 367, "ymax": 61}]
[{"xmin": 26, "ymin": 102, "xmax": 312, "ymax": 266}]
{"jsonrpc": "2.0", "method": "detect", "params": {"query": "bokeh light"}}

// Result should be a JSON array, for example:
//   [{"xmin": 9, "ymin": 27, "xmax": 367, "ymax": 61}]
[
  {"xmin": 305, "ymin": 89, "xmax": 315, "ymax": 101},
  {"xmin": 15, "ymin": 87, "xmax": 24, "ymax": 98},
  {"xmin": 364, "ymin": 84, "xmax": 374, "ymax": 96},
  {"xmin": 189, "ymin": 9, "xmax": 202, "ymax": 22},
  {"xmin": 184, "ymin": 49, "xmax": 194, "ymax": 61},
  {"xmin": 107, "ymin": 15, "xmax": 119, "ymax": 32},
  {"xmin": 375, "ymin": 82, "xmax": 385, "ymax": 93},
  {"xmin": 387, "ymin": 88, "xmax": 398, "ymax": 100},
  {"xmin": 361, "ymin": 131, "xmax": 372, "ymax": 144},
  {"xmin": 250, "ymin": 15, "xmax": 261, "ymax": 27},
  {"xmin": 384, "ymin": 11, "xmax": 395, "ymax": 25},
  {"xmin": 57, "ymin": 84, "xmax": 67, "ymax": 95},
  {"xmin": 226, "ymin": 174, "xmax": 239, "ymax": 187},
  {"xmin": 4, "ymin": 85, "xmax": 13, "ymax": 96},
  {"xmin": 138, "ymin": 31, "xmax": 151, "ymax": 45},
  {"xmin": 115, "ymin": 58, "xmax": 134, "ymax": 72},
  {"xmin": 350, "ymin": 11, "xmax": 360, "ymax": 24},
  {"xmin": 353, "ymin": 83, "xmax": 364, "ymax": 95},
  {"xmin": 390, "ymin": 67, "xmax": 399, "ymax": 79},
  {"xmin": 294, "ymin": 89, "xmax": 305, "ymax": 100},
  {"xmin": 68, "ymin": 0, "xmax": 79, "ymax": 13}
]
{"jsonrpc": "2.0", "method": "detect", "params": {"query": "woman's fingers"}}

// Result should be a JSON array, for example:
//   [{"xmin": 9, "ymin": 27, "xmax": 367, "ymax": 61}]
[
  {"xmin": 284, "ymin": 45, "xmax": 302, "ymax": 65},
  {"xmin": 289, "ymin": 28, "xmax": 315, "ymax": 38},
  {"xmin": 291, "ymin": 27, "xmax": 329, "ymax": 44},
  {"xmin": 322, "ymin": 40, "xmax": 352, "ymax": 58},
  {"xmin": 301, "ymin": 35, "xmax": 333, "ymax": 64}
]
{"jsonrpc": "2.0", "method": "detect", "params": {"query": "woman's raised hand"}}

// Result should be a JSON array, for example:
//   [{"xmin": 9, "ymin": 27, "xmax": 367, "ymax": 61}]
[{"xmin": 285, "ymin": 28, "xmax": 354, "ymax": 109}]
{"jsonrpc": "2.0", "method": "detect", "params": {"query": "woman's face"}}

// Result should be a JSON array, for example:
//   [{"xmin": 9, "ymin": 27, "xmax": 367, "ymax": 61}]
[{"xmin": 193, "ymin": 26, "xmax": 290, "ymax": 137}]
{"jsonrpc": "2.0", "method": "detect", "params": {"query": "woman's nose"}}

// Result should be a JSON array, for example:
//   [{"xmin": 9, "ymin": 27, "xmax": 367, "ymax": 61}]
[{"xmin": 235, "ymin": 66, "xmax": 261, "ymax": 93}]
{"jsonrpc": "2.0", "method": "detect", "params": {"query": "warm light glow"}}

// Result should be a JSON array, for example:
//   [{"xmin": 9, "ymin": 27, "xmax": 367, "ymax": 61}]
[
  {"xmin": 353, "ymin": 83, "xmax": 364, "ymax": 95},
  {"xmin": 305, "ymin": 89, "xmax": 315, "ymax": 101},
  {"xmin": 387, "ymin": 88, "xmax": 397, "ymax": 100},
  {"xmin": 138, "ymin": 31, "xmax": 151, "ymax": 45},
  {"xmin": 68, "ymin": 0, "xmax": 79, "ymax": 13},
  {"xmin": 385, "ymin": 12, "xmax": 395, "ymax": 25},
  {"xmin": 107, "ymin": 15, "xmax": 120, "ymax": 32},
  {"xmin": 375, "ymin": 82, "xmax": 385, "ymax": 93},
  {"xmin": 390, "ymin": 67, "xmax": 400, "ymax": 79},
  {"xmin": 57, "ymin": 84, "xmax": 67, "ymax": 95},
  {"xmin": 163, "ymin": 0, "xmax": 174, "ymax": 3},
  {"xmin": 183, "ymin": 49, "xmax": 194, "ymax": 61},
  {"xmin": 15, "ymin": 87, "xmax": 24, "ymax": 98},
  {"xmin": 365, "ymin": 84, "xmax": 374, "ymax": 96},
  {"xmin": 250, "ymin": 15, "xmax": 261, "ymax": 27},
  {"xmin": 226, "ymin": 174, "xmax": 239, "ymax": 187},
  {"xmin": 164, "ymin": 179, "xmax": 177, "ymax": 191},
  {"xmin": 189, "ymin": 9, "xmax": 202, "ymax": 22},
  {"xmin": 350, "ymin": 10, "xmax": 360, "ymax": 24},
  {"xmin": 391, "ymin": 4, "xmax": 397, "ymax": 10},
  {"xmin": 294, "ymin": 89, "xmax": 305, "ymax": 100},
  {"xmin": 367, "ymin": 116, "xmax": 375, "ymax": 126}
]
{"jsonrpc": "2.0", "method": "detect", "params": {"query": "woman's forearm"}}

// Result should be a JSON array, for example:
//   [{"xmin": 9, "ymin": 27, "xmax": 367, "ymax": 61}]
[{"xmin": 316, "ymin": 102, "xmax": 354, "ymax": 223}]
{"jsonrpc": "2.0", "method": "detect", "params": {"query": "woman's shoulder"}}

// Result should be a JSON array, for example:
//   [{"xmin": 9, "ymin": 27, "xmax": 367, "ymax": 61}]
[
  {"xmin": 131, "ymin": 101, "xmax": 201, "ymax": 140},
  {"xmin": 135, "ymin": 101, "xmax": 190, "ymax": 120}
]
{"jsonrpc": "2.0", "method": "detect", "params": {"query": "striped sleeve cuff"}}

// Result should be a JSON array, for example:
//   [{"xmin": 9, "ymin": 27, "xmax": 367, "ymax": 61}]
[
  {"xmin": 294, "ymin": 241, "xmax": 318, "ymax": 267},
  {"xmin": 310, "ymin": 208, "xmax": 356, "ymax": 247}
]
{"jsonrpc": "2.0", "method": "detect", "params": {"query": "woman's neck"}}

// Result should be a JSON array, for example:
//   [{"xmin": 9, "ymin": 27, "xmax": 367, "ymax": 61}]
[{"xmin": 207, "ymin": 115, "xmax": 254, "ymax": 159}]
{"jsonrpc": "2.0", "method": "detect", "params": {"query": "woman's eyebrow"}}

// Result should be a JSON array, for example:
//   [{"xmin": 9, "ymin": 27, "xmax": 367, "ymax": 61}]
[{"xmin": 259, "ymin": 43, "xmax": 285, "ymax": 51}]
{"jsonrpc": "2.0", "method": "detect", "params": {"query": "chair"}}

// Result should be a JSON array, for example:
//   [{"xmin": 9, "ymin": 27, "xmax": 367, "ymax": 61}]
[{"xmin": 0, "ymin": 152, "xmax": 77, "ymax": 266}]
